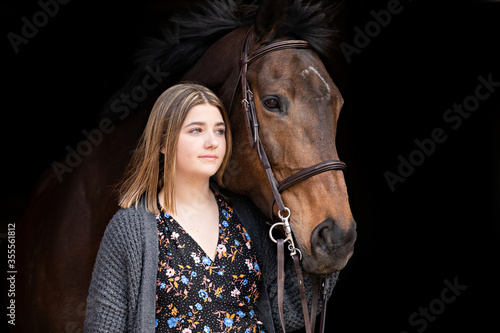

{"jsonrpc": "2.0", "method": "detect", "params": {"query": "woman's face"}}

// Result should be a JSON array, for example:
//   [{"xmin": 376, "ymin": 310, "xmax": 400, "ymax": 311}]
[{"xmin": 175, "ymin": 103, "xmax": 227, "ymax": 182}]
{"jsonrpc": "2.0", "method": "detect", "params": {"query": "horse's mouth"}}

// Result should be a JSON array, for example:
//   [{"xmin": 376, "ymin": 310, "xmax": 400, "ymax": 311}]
[{"xmin": 301, "ymin": 245, "xmax": 355, "ymax": 276}]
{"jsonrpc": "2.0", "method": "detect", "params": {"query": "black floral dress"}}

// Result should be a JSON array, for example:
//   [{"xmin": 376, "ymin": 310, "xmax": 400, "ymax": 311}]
[{"xmin": 155, "ymin": 193, "xmax": 268, "ymax": 333}]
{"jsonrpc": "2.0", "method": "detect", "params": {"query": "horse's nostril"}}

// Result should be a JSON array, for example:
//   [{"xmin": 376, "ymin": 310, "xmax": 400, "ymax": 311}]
[
  {"xmin": 312, "ymin": 219, "xmax": 336, "ymax": 252},
  {"xmin": 311, "ymin": 218, "xmax": 356, "ymax": 254},
  {"xmin": 317, "ymin": 222, "xmax": 335, "ymax": 247}
]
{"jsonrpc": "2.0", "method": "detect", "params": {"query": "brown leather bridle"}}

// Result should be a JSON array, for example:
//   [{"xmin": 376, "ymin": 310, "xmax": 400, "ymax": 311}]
[
  {"xmin": 239, "ymin": 28, "xmax": 346, "ymax": 220},
  {"xmin": 236, "ymin": 27, "xmax": 346, "ymax": 333}
]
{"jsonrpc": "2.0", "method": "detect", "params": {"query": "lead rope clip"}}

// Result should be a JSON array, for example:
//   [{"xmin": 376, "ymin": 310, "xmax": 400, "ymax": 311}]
[{"xmin": 269, "ymin": 207, "xmax": 303, "ymax": 260}]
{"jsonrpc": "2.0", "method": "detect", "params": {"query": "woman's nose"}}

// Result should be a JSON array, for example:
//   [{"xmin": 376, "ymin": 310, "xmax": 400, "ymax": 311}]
[{"xmin": 204, "ymin": 133, "xmax": 219, "ymax": 149}]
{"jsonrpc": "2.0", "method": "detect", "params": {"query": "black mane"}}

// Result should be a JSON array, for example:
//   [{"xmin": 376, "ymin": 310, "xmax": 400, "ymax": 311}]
[
  {"xmin": 101, "ymin": 0, "xmax": 344, "ymax": 121},
  {"xmin": 139, "ymin": 0, "xmax": 343, "ymax": 70}
]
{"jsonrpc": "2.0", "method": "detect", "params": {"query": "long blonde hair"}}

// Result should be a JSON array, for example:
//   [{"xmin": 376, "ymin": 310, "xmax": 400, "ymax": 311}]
[{"xmin": 118, "ymin": 83, "xmax": 232, "ymax": 214}]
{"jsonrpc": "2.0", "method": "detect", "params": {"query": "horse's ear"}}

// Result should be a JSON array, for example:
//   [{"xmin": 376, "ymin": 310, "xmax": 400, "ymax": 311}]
[{"xmin": 254, "ymin": 0, "xmax": 287, "ymax": 42}]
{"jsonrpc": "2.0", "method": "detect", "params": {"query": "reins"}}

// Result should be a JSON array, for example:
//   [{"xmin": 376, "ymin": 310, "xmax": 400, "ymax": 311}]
[{"xmin": 236, "ymin": 26, "xmax": 346, "ymax": 333}]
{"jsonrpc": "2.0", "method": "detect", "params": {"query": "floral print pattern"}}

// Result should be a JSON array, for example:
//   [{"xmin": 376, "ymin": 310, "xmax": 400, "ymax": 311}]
[{"xmin": 155, "ymin": 193, "xmax": 267, "ymax": 333}]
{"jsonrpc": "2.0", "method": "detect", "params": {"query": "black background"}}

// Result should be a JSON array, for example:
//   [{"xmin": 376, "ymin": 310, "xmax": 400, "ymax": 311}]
[{"xmin": 2, "ymin": 0, "xmax": 499, "ymax": 332}]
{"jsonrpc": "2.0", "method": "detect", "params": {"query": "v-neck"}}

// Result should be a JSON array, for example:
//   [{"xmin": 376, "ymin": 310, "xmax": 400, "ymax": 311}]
[
  {"xmin": 154, "ymin": 193, "xmax": 267, "ymax": 333},
  {"xmin": 157, "ymin": 193, "xmax": 222, "ymax": 263}
]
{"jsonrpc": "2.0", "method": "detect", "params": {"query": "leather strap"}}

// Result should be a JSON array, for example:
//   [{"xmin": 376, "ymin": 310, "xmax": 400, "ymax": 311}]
[
  {"xmin": 243, "ymin": 39, "xmax": 310, "ymax": 66},
  {"xmin": 278, "ymin": 160, "xmax": 347, "ymax": 193},
  {"xmin": 319, "ymin": 278, "xmax": 328, "ymax": 333},
  {"xmin": 277, "ymin": 239, "xmax": 287, "ymax": 333},
  {"xmin": 269, "ymin": 159, "xmax": 346, "ymax": 217},
  {"xmin": 277, "ymin": 234, "xmax": 326, "ymax": 333},
  {"xmin": 310, "ymin": 278, "xmax": 319, "ymax": 331},
  {"xmin": 293, "ymin": 255, "xmax": 312, "ymax": 333}
]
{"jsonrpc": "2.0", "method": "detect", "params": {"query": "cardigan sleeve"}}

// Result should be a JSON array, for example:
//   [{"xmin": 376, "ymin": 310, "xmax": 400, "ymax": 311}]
[
  {"xmin": 84, "ymin": 208, "xmax": 147, "ymax": 332},
  {"xmin": 231, "ymin": 194, "xmax": 338, "ymax": 333}
]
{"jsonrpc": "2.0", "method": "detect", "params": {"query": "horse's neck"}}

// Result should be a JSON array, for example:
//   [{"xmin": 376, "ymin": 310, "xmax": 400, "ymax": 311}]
[
  {"xmin": 91, "ymin": 28, "xmax": 246, "ymax": 209},
  {"xmin": 181, "ymin": 28, "xmax": 247, "ymax": 106}
]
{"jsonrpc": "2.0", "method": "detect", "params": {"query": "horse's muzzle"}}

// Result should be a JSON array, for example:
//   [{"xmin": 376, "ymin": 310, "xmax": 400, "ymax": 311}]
[{"xmin": 305, "ymin": 218, "xmax": 357, "ymax": 276}]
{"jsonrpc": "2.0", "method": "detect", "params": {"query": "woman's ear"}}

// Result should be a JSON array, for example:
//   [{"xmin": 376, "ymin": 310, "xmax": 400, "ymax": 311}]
[
  {"xmin": 160, "ymin": 147, "xmax": 166, "ymax": 154},
  {"xmin": 254, "ymin": 0, "xmax": 287, "ymax": 43}
]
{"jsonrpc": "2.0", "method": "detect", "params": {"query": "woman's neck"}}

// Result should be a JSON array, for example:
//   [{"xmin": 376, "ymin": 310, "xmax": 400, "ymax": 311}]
[
  {"xmin": 159, "ymin": 175, "xmax": 219, "ymax": 261},
  {"xmin": 174, "ymin": 176, "xmax": 214, "ymax": 209},
  {"xmin": 158, "ymin": 174, "xmax": 215, "ymax": 213}
]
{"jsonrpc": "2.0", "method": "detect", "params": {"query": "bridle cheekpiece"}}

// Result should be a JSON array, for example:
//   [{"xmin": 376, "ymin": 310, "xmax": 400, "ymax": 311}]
[{"xmin": 237, "ymin": 26, "xmax": 346, "ymax": 333}]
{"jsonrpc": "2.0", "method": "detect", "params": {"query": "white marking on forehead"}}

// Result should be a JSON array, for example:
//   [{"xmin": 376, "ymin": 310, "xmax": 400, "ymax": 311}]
[
  {"xmin": 300, "ymin": 68, "xmax": 310, "ymax": 78},
  {"xmin": 307, "ymin": 65, "xmax": 331, "ymax": 101}
]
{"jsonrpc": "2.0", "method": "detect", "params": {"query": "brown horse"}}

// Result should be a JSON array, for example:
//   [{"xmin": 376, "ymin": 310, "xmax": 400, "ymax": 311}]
[{"xmin": 16, "ymin": 0, "xmax": 356, "ymax": 331}]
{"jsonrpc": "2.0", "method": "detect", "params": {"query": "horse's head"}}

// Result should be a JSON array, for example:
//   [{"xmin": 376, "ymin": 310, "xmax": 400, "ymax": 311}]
[{"xmin": 224, "ymin": 0, "xmax": 356, "ymax": 276}]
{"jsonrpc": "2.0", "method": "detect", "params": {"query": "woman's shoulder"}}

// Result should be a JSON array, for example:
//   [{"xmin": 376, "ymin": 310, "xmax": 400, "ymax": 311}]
[
  {"xmin": 105, "ymin": 203, "xmax": 157, "ymax": 239},
  {"xmin": 112, "ymin": 202, "xmax": 154, "ymax": 220}
]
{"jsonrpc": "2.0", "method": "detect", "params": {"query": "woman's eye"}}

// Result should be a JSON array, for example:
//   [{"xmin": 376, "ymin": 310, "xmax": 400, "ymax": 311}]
[
  {"xmin": 263, "ymin": 97, "xmax": 280, "ymax": 111},
  {"xmin": 216, "ymin": 128, "xmax": 225, "ymax": 135},
  {"xmin": 189, "ymin": 128, "xmax": 201, "ymax": 133}
]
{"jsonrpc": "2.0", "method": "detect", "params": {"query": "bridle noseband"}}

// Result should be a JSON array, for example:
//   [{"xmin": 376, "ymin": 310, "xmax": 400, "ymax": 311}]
[{"xmin": 237, "ymin": 28, "xmax": 347, "ymax": 333}]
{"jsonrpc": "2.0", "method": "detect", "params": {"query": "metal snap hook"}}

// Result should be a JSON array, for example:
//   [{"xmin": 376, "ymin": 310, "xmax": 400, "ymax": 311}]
[{"xmin": 289, "ymin": 246, "xmax": 303, "ymax": 260}]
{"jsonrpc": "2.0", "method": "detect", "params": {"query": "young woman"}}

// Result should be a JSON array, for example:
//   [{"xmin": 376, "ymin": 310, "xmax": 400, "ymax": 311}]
[{"xmin": 84, "ymin": 83, "xmax": 338, "ymax": 333}]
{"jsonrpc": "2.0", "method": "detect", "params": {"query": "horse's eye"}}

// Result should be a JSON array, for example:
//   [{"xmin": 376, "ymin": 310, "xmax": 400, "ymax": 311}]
[{"xmin": 263, "ymin": 97, "xmax": 280, "ymax": 111}]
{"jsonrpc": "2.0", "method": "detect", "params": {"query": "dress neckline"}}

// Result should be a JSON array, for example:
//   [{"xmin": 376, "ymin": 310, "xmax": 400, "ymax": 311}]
[{"xmin": 157, "ymin": 192, "xmax": 222, "ymax": 263}]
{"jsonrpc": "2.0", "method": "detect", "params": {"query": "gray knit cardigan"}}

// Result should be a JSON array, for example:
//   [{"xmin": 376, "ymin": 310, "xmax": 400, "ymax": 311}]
[{"xmin": 84, "ymin": 194, "xmax": 338, "ymax": 333}]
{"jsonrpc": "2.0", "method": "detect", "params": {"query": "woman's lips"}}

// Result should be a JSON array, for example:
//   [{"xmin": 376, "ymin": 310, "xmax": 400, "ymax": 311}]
[{"xmin": 199, "ymin": 154, "xmax": 217, "ymax": 161}]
